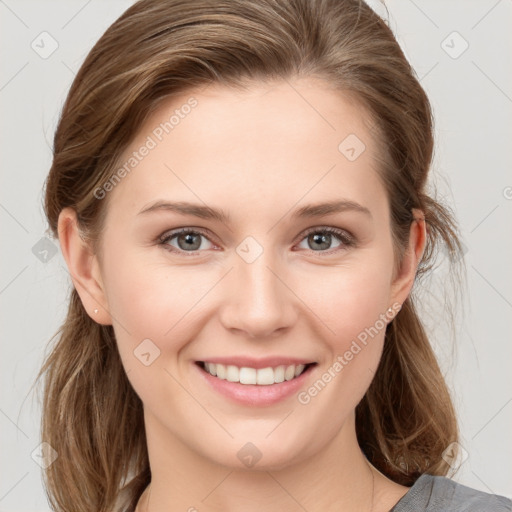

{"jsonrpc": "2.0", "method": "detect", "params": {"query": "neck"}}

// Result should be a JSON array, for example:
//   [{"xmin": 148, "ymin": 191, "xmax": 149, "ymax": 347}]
[{"xmin": 140, "ymin": 410, "xmax": 377, "ymax": 512}]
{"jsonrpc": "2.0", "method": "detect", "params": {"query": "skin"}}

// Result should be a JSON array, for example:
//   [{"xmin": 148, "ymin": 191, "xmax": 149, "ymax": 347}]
[{"xmin": 58, "ymin": 77, "xmax": 426, "ymax": 512}]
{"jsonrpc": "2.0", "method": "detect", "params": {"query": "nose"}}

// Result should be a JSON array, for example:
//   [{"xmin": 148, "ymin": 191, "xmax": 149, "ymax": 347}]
[{"xmin": 219, "ymin": 242, "xmax": 298, "ymax": 339}]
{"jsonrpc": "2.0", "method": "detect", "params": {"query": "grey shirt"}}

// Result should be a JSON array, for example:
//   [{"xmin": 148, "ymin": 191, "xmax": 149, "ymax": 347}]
[{"xmin": 390, "ymin": 474, "xmax": 512, "ymax": 511}]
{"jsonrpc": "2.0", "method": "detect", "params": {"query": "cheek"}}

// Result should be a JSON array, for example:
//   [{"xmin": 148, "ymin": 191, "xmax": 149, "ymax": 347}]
[
  {"xmin": 102, "ymin": 257, "xmax": 216, "ymax": 413},
  {"xmin": 293, "ymin": 263, "xmax": 392, "ymax": 433},
  {"xmin": 299, "ymin": 256, "xmax": 393, "ymax": 347},
  {"xmin": 293, "ymin": 254, "xmax": 393, "ymax": 401},
  {"xmin": 101, "ymin": 250, "xmax": 216, "ymax": 369}
]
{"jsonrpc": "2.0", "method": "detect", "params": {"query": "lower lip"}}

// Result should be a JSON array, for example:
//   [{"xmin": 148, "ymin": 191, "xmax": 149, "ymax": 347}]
[{"xmin": 194, "ymin": 362, "xmax": 317, "ymax": 406}]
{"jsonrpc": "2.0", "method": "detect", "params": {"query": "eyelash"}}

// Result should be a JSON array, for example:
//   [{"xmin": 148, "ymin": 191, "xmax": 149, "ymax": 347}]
[{"xmin": 158, "ymin": 226, "xmax": 356, "ymax": 256}]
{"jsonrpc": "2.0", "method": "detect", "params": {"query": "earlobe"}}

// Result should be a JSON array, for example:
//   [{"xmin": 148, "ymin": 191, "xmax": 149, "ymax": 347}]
[
  {"xmin": 389, "ymin": 208, "xmax": 427, "ymax": 306},
  {"xmin": 57, "ymin": 207, "xmax": 112, "ymax": 325}
]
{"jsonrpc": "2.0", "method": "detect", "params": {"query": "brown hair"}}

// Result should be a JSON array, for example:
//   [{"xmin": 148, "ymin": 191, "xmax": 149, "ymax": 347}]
[{"xmin": 33, "ymin": 0, "xmax": 466, "ymax": 510}]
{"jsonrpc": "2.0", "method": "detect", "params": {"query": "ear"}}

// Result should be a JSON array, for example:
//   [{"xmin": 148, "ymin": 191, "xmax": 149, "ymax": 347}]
[
  {"xmin": 57, "ymin": 207, "xmax": 112, "ymax": 325},
  {"xmin": 389, "ymin": 208, "xmax": 427, "ymax": 307}
]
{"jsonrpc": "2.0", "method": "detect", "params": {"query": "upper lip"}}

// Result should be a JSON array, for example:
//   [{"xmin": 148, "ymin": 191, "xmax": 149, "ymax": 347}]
[{"xmin": 197, "ymin": 357, "xmax": 316, "ymax": 369}]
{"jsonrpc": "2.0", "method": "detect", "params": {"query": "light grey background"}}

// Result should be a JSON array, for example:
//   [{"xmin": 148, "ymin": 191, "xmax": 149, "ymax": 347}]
[{"xmin": 1, "ymin": 0, "xmax": 511, "ymax": 510}]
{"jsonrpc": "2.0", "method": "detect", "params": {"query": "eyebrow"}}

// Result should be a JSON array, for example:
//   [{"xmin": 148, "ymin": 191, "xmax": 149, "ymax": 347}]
[{"xmin": 137, "ymin": 199, "xmax": 372, "ymax": 223}]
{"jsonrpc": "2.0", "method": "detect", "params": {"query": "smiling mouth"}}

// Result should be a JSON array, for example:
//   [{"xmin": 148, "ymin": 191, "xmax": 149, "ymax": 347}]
[{"xmin": 196, "ymin": 361, "xmax": 317, "ymax": 385}]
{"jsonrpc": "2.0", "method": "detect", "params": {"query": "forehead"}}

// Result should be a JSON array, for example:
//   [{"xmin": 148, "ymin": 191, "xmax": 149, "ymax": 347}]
[{"xmin": 104, "ymin": 78, "xmax": 385, "ymax": 221}]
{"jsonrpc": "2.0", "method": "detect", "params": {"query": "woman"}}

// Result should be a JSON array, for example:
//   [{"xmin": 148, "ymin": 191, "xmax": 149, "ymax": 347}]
[{"xmin": 35, "ymin": 0, "xmax": 511, "ymax": 511}]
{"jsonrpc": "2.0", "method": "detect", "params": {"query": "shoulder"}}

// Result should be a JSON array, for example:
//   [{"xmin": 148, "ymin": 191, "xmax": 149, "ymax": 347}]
[{"xmin": 390, "ymin": 473, "xmax": 512, "ymax": 512}]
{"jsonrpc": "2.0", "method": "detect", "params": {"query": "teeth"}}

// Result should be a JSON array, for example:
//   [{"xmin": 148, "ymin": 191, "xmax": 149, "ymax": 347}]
[{"xmin": 202, "ymin": 363, "xmax": 308, "ymax": 385}]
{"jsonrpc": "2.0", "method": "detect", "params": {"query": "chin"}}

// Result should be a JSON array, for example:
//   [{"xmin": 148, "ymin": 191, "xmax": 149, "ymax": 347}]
[{"xmin": 203, "ymin": 433, "xmax": 315, "ymax": 473}]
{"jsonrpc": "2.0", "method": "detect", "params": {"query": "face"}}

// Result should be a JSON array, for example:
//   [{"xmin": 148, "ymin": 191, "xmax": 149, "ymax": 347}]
[{"xmin": 76, "ymin": 78, "xmax": 419, "ymax": 471}]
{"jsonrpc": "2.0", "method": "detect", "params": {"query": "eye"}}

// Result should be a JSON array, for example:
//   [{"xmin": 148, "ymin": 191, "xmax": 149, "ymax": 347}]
[
  {"xmin": 295, "ymin": 227, "xmax": 355, "ymax": 254},
  {"xmin": 159, "ymin": 228, "xmax": 216, "ymax": 253},
  {"xmin": 158, "ymin": 226, "xmax": 355, "ymax": 256}
]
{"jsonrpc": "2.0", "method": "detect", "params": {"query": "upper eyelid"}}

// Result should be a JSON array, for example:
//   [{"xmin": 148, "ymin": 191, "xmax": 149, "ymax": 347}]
[
  {"xmin": 300, "ymin": 225, "xmax": 352, "ymax": 238},
  {"xmin": 159, "ymin": 226, "xmax": 354, "ymax": 250},
  {"xmin": 159, "ymin": 227, "xmax": 217, "ymax": 244}
]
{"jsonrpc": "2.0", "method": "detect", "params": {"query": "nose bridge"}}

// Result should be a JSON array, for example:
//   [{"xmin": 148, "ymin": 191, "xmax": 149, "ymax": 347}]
[{"xmin": 220, "ymin": 235, "xmax": 296, "ymax": 337}]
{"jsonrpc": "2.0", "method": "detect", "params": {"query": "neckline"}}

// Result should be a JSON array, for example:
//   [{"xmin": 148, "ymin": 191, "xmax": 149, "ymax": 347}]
[{"xmin": 133, "ymin": 474, "xmax": 434, "ymax": 512}]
